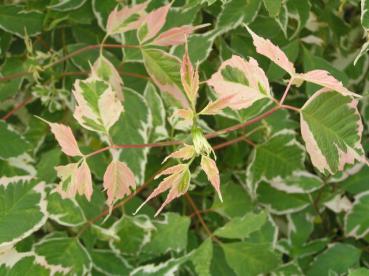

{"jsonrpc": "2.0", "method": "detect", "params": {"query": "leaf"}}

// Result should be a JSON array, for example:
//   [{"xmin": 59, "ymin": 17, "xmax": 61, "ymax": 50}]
[
  {"xmin": 141, "ymin": 48, "xmax": 189, "ymax": 108},
  {"xmin": 34, "ymin": 237, "xmax": 92, "ymax": 275},
  {"xmin": 349, "ymin": 268, "xmax": 369, "ymax": 276},
  {"xmin": 222, "ymin": 242, "xmax": 280, "ymax": 276},
  {"xmin": 181, "ymin": 42, "xmax": 199, "ymax": 104},
  {"xmin": 91, "ymin": 55, "xmax": 124, "ymax": 101},
  {"xmin": 190, "ymin": 239, "xmax": 213, "ymax": 276},
  {"xmin": 215, "ymin": 211, "xmax": 267, "ymax": 239},
  {"xmin": 44, "ymin": 121, "xmax": 82, "ymax": 157},
  {"xmin": 207, "ymin": 55, "xmax": 271, "ymax": 110},
  {"xmin": 49, "ymin": 0, "xmax": 87, "ymax": 11},
  {"xmin": 142, "ymin": 213, "xmax": 190, "ymax": 256},
  {"xmin": 246, "ymin": 26, "xmax": 296, "ymax": 76},
  {"xmin": 131, "ymin": 257, "xmax": 186, "ymax": 276},
  {"xmin": 90, "ymin": 249, "xmax": 131, "ymax": 275},
  {"xmin": 162, "ymin": 144, "xmax": 195, "ymax": 164},
  {"xmin": 298, "ymin": 69, "xmax": 359, "ymax": 98},
  {"xmin": 246, "ymin": 131, "xmax": 305, "ymax": 195},
  {"xmin": 103, "ymin": 159, "xmax": 135, "ymax": 209},
  {"xmin": 152, "ymin": 24, "xmax": 209, "ymax": 46},
  {"xmin": 144, "ymin": 82, "xmax": 169, "ymax": 142},
  {"xmin": 263, "ymin": 0, "xmax": 282, "ymax": 17},
  {"xmin": 257, "ymin": 183, "xmax": 310, "ymax": 214},
  {"xmin": 0, "ymin": 57, "xmax": 25, "ymax": 101},
  {"xmin": 361, "ymin": 0, "xmax": 369, "ymax": 30},
  {"xmin": 201, "ymin": 155, "xmax": 222, "ymax": 201},
  {"xmin": 55, "ymin": 160, "xmax": 93, "ymax": 201},
  {"xmin": 47, "ymin": 190, "xmax": 85, "ymax": 227},
  {"xmin": 106, "ymin": 2, "xmax": 147, "ymax": 35},
  {"xmin": 306, "ymin": 243, "xmax": 361, "ymax": 276},
  {"xmin": 344, "ymin": 191, "xmax": 369, "ymax": 238},
  {"xmin": 138, "ymin": 4, "xmax": 171, "ymax": 43},
  {"xmin": 0, "ymin": 6, "xmax": 44, "ymax": 38},
  {"xmin": 212, "ymin": 182, "xmax": 253, "ymax": 218},
  {"xmin": 110, "ymin": 88, "xmax": 151, "ymax": 184},
  {"xmin": 0, "ymin": 121, "xmax": 30, "ymax": 159},
  {"xmin": 73, "ymin": 77, "xmax": 123, "ymax": 133},
  {"xmin": 92, "ymin": 0, "xmax": 117, "ymax": 30},
  {"xmin": 300, "ymin": 90, "xmax": 365, "ymax": 174},
  {"xmin": 0, "ymin": 180, "xmax": 47, "ymax": 249}
]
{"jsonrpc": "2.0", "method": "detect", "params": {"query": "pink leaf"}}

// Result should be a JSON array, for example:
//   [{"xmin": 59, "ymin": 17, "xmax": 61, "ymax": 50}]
[
  {"xmin": 152, "ymin": 24, "xmax": 210, "ymax": 46},
  {"xmin": 106, "ymin": 2, "xmax": 148, "ymax": 35},
  {"xmin": 246, "ymin": 26, "xmax": 296, "ymax": 76},
  {"xmin": 139, "ymin": 3, "xmax": 171, "ymax": 43},
  {"xmin": 48, "ymin": 122, "xmax": 82, "ymax": 157},
  {"xmin": 207, "ymin": 55, "xmax": 271, "ymax": 110},
  {"xmin": 299, "ymin": 70, "xmax": 359, "ymax": 98},
  {"xmin": 162, "ymin": 145, "xmax": 195, "ymax": 163},
  {"xmin": 55, "ymin": 163, "xmax": 79, "ymax": 199},
  {"xmin": 154, "ymin": 164, "xmax": 187, "ymax": 179},
  {"xmin": 201, "ymin": 156, "xmax": 222, "ymax": 201},
  {"xmin": 200, "ymin": 95, "xmax": 237, "ymax": 115},
  {"xmin": 103, "ymin": 160, "xmax": 135, "ymax": 210},
  {"xmin": 181, "ymin": 42, "xmax": 199, "ymax": 104},
  {"xmin": 75, "ymin": 160, "xmax": 93, "ymax": 201}
]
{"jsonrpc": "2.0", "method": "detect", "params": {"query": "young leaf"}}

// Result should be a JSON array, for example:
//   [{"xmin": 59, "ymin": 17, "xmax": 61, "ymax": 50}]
[
  {"xmin": 135, "ymin": 165, "xmax": 191, "ymax": 216},
  {"xmin": 45, "ymin": 122, "xmax": 82, "ymax": 157},
  {"xmin": 106, "ymin": 2, "xmax": 147, "ymax": 35},
  {"xmin": 181, "ymin": 43, "xmax": 199, "ymax": 104},
  {"xmin": 201, "ymin": 155, "xmax": 222, "ymax": 201},
  {"xmin": 73, "ymin": 77, "xmax": 123, "ymax": 133},
  {"xmin": 207, "ymin": 55, "xmax": 271, "ymax": 110},
  {"xmin": 75, "ymin": 160, "xmax": 93, "ymax": 201},
  {"xmin": 103, "ymin": 160, "xmax": 135, "ymax": 209},
  {"xmin": 298, "ymin": 70, "xmax": 360, "ymax": 98},
  {"xmin": 246, "ymin": 26, "xmax": 296, "ymax": 76},
  {"xmin": 152, "ymin": 24, "xmax": 209, "ymax": 46},
  {"xmin": 142, "ymin": 48, "xmax": 189, "ymax": 107},
  {"xmin": 300, "ymin": 90, "xmax": 365, "ymax": 174},
  {"xmin": 138, "ymin": 3, "xmax": 171, "ymax": 43},
  {"xmin": 162, "ymin": 145, "xmax": 195, "ymax": 164}
]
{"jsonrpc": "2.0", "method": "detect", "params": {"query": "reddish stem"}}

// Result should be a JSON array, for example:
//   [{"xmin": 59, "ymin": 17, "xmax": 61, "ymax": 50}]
[{"xmin": 1, "ymin": 97, "xmax": 34, "ymax": 121}]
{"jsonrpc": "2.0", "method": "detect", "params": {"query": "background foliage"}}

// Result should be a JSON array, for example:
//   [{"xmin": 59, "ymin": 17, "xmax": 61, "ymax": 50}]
[{"xmin": 1, "ymin": 0, "xmax": 369, "ymax": 275}]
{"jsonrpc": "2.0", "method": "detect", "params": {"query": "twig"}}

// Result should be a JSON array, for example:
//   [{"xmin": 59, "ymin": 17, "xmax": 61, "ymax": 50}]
[{"xmin": 1, "ymin": 96, "xmax": 34, "ymax": 121}]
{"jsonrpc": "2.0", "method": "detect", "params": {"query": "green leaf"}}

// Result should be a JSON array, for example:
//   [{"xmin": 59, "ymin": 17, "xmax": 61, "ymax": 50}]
[
  {"xmin": 36, "ymin": 148, "xmax": 61, "ymax": 183},
  {"xmin": 142, "ymin": 213, "xmax": 190, "ymax": 256},
  {"xmin": 361, "ymin": 0, "xmax": 369, "ymax": 29},
  {"xmin": 144, "ymin": 82, "xmax": 169, "ymax": 142},
  {"xmin": 349, "ymin": 268, "xmax": 369, "ymax": 276},
  {"xmin": 90, "ymin": 249, "xmax": 132, "ymax": 275},
  {"xmin": 0, "ymin": 180, "xmax": 47, "ymax": 249},
  {"xmin": 34, "ymin": 237, "xmax": 92, "ymax": 274},
  {"xmin": 111, "ymin": 88, "xmax": 151, "ymax": 184},
  {"xmin": 247, "ymin": 130, "xmax": 305, "ymax": 195},
  {"xmin": 0, "ymin": 6, "xmax": 44, "ymax": 38},
  {"xmin": 222, "ymin": 242, "xmax": 280, "ymax": 276},
  {"xmin": 344, "ymin": 192, "xmax": 369, "ymax": 238},
  {"xmin": 215, "ymin": 211, "xmax": 267, "ymax": 239},
  {"xmin": 257, "ymin": 183, "xmax": 310, "ymax": 214},
  {"xmin": 342, "ymin": 165, "xmax": 369, "ymax": 195},
  {"xmin": 49, "ymin": 0, "xmax": 87, "ymax": 11},
  {"xmin": 190, "ymin": 239, "xmax": 213, "ymax": 276},
  {"xmin": 131, "ymin": 257, "xmax": 187, "ymax": 276},
  {"xmin": 212, "ymin": 182, "xmax": 253, "ymax": 218},
  {"xmin": 0, "ymin": 121, "xmax": 30, "ymax": 159},
  {"xmin": 263, "ymin": 0, "xmax": 282, "ymax": 17},
  {"xmin": 0, "ymin": 58, "xmax": 25, "ymax": 101},
  {"xmin": 306, "ymin": 243, "xmax": 361, "ymax": 276},
  {"xmin": 92, "ymin": 0, "xmax": 116, "ymax": 30},
  {"xmin": 141, "ymin": 48, "xmax": 188, "ymax": 108},
  {"xmin": 47, "ymin": 190, "xmax": 85, "ymax": 227},
  {"xmin": 0, "ymin": 254, "xmax": 50, "ymax": 275},
  {"xmin": 272, "ymin": 261, "xmax": 303, "ymax": 276},
  {"xmin": 300, "ymin": 90, "xmax": 364, "ymax": 174}
]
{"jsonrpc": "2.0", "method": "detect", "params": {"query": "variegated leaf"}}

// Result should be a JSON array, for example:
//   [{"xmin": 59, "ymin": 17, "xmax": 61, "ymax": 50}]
[
  {"xmin": 207, "ymin": 55, "xmax": 271, "ymax": 110},
  {"xmin": 300, "ymin": 90, "xmax": 365, "ymax": 174}
]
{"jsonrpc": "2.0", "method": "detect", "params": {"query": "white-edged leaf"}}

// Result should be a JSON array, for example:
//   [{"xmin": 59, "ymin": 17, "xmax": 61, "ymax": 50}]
[{"xmin": 344, "ymin": 191, "xmax": 369, "ymax": 238}]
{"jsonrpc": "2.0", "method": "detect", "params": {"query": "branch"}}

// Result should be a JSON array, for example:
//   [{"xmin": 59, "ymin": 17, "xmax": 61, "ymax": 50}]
[{"xmin": 1, "ymin": 96, "xmax": 34, "ymax": 121}]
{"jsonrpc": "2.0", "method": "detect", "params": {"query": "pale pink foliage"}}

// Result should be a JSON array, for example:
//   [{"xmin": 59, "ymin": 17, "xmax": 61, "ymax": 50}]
[
  {"xmin": 139, "ymin": 3, "xmax": 171, "ymax": 43},
  {"xmin": 152, "ymin": 24, "xmax": 209, "ymax": 46},
  {"xmin": 135, "ymin": 165, "xmax": 189, "ymax": 216},
  {"xmin": 299, "ymin": 70, "xmax": 359, "ymax": 98},
  {"xmin": 55, "ymin": 161, "xmax": 93, "ymax": 201},
  {"xmin": 207, "ymin": 55, "xmax": 271, "ymax": 110},
  {"xmin": 246, "ymin": 26, "xmax": 296, "ymax": 76},
  {"xmin": 201, "ymin": 156, "xmax": 222, "ymax": 201},
  {"xmin": 181, "ymin": 43, "xmax": 199, "ymax": 104},
  {"xmin": 48, "ymin": 122, "xmax": 82, "ymax": 157},
  {"xmin": 200, "ymin": 95, "xmax": 237, "ymax": 115},
  {"xmin": 106, "ymin": 2, "xmax": 148, "ymax": 35},
  {"xmin": 162, "ymin": 144, "xmax": 195, "ymax": 163},
  {"xmin": 103, "ymin": 160, "xmax": 135, "ymax": 210}
]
